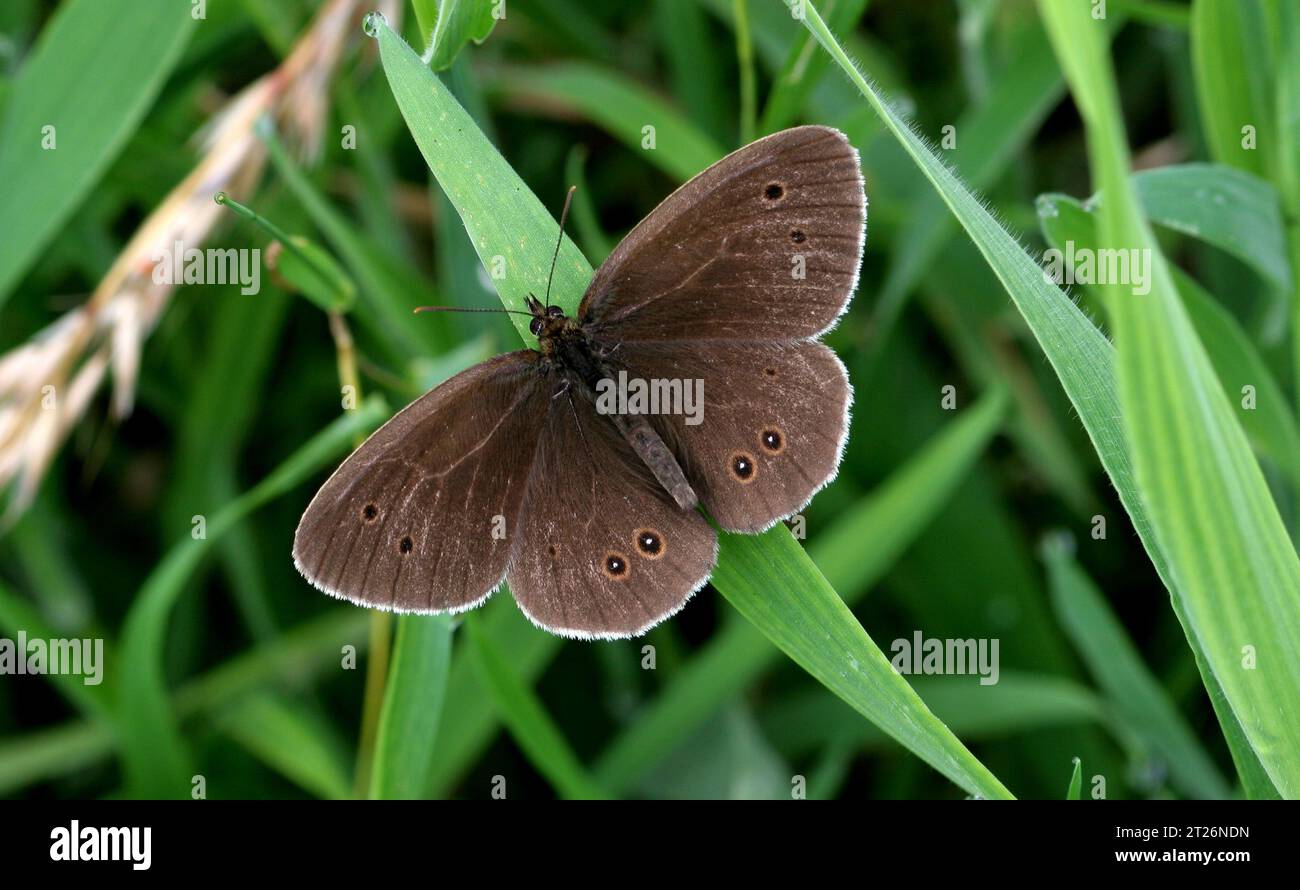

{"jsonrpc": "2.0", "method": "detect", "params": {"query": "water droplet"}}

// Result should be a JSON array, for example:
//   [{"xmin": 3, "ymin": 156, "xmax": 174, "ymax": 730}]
[
  {"xmin": 362, "ymin": 11, "xmax": 386, "ymax": 38},
  {"xmin": 1036, "ymin": 196, "xmax": 1059, "ymax": 218}
]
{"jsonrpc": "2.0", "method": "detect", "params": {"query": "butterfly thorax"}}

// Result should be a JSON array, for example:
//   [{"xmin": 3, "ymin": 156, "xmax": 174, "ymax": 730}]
[{"xmin": 528, "ymin": 302, "xmax": 698, "ymax": 511}]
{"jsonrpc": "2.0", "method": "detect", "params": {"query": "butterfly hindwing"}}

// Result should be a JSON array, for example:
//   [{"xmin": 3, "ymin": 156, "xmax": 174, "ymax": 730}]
[
  {"xmin": 580, "ymin": 125, "xmax": 865, "ymax": 343},
  {"xmin": 293, "ymin": 351, "xmax": 548, "ymax": 613},
  {"xmin": 506, "ymin": 386, "xmax": 717, "ymax": 639},
  {"xmin": 611, "ymin": 339, "xmax": 851, "ymax": 534}
]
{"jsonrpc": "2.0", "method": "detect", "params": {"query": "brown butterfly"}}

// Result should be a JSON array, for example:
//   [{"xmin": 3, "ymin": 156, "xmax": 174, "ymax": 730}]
[{"xmin": 293, "ymin": 125, "xmax": 865, "ymax": 639}]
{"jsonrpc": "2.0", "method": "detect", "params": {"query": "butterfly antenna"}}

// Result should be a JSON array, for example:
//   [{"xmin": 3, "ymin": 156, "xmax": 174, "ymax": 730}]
[
  {"xmin": 544, "ymin": 185, "xmax": 577, "ymax": 312},
  {"xmin": 412, "ymin": 306, "xmax": 534, "ymax": 316}
]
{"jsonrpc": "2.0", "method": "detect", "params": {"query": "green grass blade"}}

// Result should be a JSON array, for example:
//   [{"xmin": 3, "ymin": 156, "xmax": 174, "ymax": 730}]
[
  {"xmin": 1132, "ymin": 163, "xmax": 1292, "ymax": 294},
  {"xmin": 377, "ymin": 23, "xmax": 592, "ymax": 341},
  {"xmin": 410, "ymin": 0, "xmax": 498, "ymax": 70},
  {"xmin": 870, "ymin": 15, "xmax": 1112, "ymax": 354},
  {"xmin": 760, "ymin": 0, "xmax": 870, "ymax": 135},
  {"xmin": 1038, "ymin": 192, "xmax": 1300, "ymax": 494},
  {"xmin": 596, "ymin": 386, "xmax": 1009, "ymax": 791},
  {"xmin": 797, "ymin": 0, "xmax": 1281, "ymax": 798},
  {"xmin": 488, "ymin": 62, "xmax": 725, "ymax": 182},
  {"xmin": 0, "ymin": 611, "xmax": 369, "ymax": 796},
  {"xmin": 117, "ymin": 397, "xmax": 387, "ymax": 799},
  {"xmin": 763, "ymin": 672, "xmax": 1105, "ymax": 756},
  {"xmin": 1040, "ymin": 0, "xmax": 1300, "ymax": 798},
  {"xmin": 712, "ymin": 526, "xmax": 1014, "ymax": 799},
  {"xmin": 463, "ymin": 615, "xmax": 611, "ymax": 799},
  {"xmin": 0, "ymin": 0, "xmax": 194, "ymax": 305},
  {"xmin": 1191, "ymin": 0, "xmax": 1272, "ymax": 176},
  {"xmin": 1043, "ymin": 534, "xmax": 1231, "ymax": 799},
  {"xmin": 654, "ymin": 0, "xmax": 730, "ymax": 142},
  {"xmin": 427, "ymin": 597, "xmax": 562, "ymax": 796},
  {"xmin": 1066, "ymin": 757, "xmax": 1082, "ymax": 800},
  {"xmin": 214, "ymin": 694, "xmax": 353, "ymax": 800},
  {"xmin": 0, "ymin": 579, "xmax": 111, "ymax": 720},
  {"xmin": 369, "ymin": 614, "xmax": 453, "ymax": 799}
]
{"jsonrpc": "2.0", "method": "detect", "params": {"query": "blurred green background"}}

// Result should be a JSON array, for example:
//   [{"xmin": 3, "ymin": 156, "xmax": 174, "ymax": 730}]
[{"xmin": 0, "ymin": 0, "xmax": 1295, "ymax": 800}]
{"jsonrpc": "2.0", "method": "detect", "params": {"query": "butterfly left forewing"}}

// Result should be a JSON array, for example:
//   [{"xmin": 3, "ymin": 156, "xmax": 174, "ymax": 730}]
[
  {"xmin": 610, "ymin": 339, "xmax": 850, "ymax": 533},
  {"xmin": 506, "ymin": 387, "xmax": 717, "ymax": 639}
]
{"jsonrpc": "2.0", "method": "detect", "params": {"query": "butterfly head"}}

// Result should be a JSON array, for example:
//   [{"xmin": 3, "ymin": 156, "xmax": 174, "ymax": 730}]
[{"xmin": 526, "ymin": 293, "xmax": 573, "ymax": 345}]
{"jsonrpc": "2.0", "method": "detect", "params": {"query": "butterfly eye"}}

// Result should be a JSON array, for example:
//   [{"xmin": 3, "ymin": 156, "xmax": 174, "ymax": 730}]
[
  {"xmin": 529, "ymin": 317, "xmax": 545, "ymax": 336},
  {"xmin": 547, "ymin": 305, "xmax": 565, "ymax": 318},
  {"xmin": 603, "ymin": 551, "xmax": 630, "ymax": 580}
]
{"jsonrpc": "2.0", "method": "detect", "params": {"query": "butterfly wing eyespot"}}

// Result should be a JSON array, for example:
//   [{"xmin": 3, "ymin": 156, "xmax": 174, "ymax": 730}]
[
  {"xmin": 764, "ymin": 182, "xmax": 785, "ymax": 201},
  {"xmin": 759, "ymin": 427, "xmax": 785, "ymax": 455},
  {"xmin": 602, "ymin": 551, "xmax": 630, "ymax": 580},
  {"xmin": 399, "ymin": 536, "xmax": 414, "ymax": 555},
  {"xmin": 361, "ymin": 504, "xmax": 378, "ymax": 522},
  {"xmin": 634, "ymin": 528, "xmax": 666, "ymax": 560},
  {"xmin": 729, "ymin": 451, "xmax": 757, "ymax": 483}
]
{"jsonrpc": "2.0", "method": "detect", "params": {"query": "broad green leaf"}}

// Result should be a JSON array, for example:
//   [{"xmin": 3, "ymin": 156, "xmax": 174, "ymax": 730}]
[
  {"xmin": 117, "ymin": 397, "xmax": 387, "ymax": 798},
  {"xmin": 463, "ymin": 615, "xmax": 611, "ymax": 799},
  {"xmin": 1043, "ymin": 534, "xmax": 1232, "ymax": 799},
  {"xmin": 1041, "ymin": 0, "xmax": 1300, "ymax": 798},
  {"xmin": 0, "ymin": 0, "xmax": 195, "ymax": 305},
  {"xmin": 596, "ymin": 386, "xmax": 1010, "ymax": 791},
  {"xmin": 375, "ymin": 18, "xmax": 1010, "ymax": 800},
  {"xmin": 796, "ymin": 0, "xmax": 1278, "ymax": 798},
  {"xmin": 369, "ymin": 615, "xmax": 453, "ymax": 799},
  {"xmin": 410, "ymin": 1, "xmax": 498, "ymax": 71}
]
